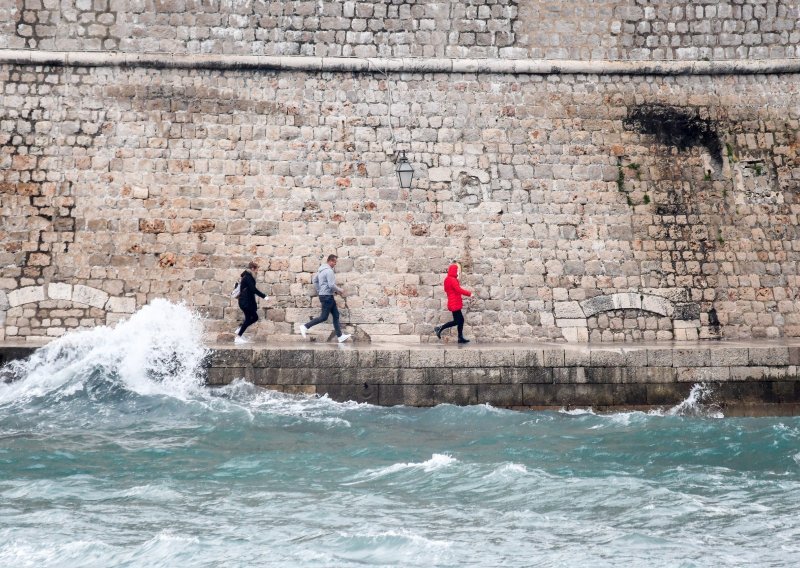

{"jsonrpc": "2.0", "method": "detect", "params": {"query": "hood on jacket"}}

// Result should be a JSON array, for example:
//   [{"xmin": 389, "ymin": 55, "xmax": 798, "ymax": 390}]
[{"xmin": 447, "ymin": 263, "xmax": 460, "ymax": 278}]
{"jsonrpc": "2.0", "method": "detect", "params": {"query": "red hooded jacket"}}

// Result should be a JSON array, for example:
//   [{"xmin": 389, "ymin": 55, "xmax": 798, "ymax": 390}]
[{"xmin": 444, "ymin": 264, "xmax": 472, "ymax": 311}]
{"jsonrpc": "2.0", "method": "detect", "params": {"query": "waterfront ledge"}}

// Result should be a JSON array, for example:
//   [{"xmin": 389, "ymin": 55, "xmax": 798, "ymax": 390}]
[{"xmin": 2, "ymin": 341, "xmax": 799, "ymax": 416}]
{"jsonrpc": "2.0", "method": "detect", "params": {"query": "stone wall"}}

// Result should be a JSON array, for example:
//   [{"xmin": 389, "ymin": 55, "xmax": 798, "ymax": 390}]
[
  {"xmin": 1, "ymin": 0, "xmax": 799, "ymax": 60},
  {"xmin": 1, "ymin": 61, "xmax": 798, "ymax": 342},
  {"xmin": 205, "ymin": 342, "xmax": 800, "ymax": 415}
]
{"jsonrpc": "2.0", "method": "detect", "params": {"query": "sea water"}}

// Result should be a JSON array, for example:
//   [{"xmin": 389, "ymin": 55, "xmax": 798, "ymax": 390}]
[{"xmin": 1, "ymin": 301, "xmax": 798, "ymax": 567}]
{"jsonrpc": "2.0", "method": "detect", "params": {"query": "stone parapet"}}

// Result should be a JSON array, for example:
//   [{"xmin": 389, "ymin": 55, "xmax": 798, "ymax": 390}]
[
  {"xmin": 2, "ymin": 1, "xmax": 798, "ymax": 61},
  {"xmin": 204, "ymin": 341, "xmax": 800, "ymax": 416}
]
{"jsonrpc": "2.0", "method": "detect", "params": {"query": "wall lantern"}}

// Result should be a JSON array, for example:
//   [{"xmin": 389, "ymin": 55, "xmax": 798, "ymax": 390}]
[{"xmin": 396, "ymin": 150, "xmax": 414, "ymax": 188}]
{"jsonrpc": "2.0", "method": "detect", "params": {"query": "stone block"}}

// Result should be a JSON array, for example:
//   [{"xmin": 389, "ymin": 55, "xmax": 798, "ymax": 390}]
[
  {"xmin": 409, "ymin": 349, "xmax": 445, "ymax": 368},
  {"xmin": 611, "ymin": 384, "xmax": 648, "ymax": 406},
  {"xmin": 480, "ymin": 349, "xmax": 515, "ymax": 367},
  {"xmin": 713, "ymin": 382, "xmax": 774, "ymax": 404},
  {"xmin": 47, "ymin": 283, "xmax": 72, "ymax": 301},
  {"xmin": 585, "ymin": 367, "xmax": 625, "ymax": 384},
  {"xmin": 252, "ymin": 349, "xmax": 282, "ymax": 367},
  {"xmin": 8, "ymin": 286, "xmax": 45, "ymax": 307},
  {"xmin": 314, "ymin": 348, "xmax": 359, "ymax": 368},
  {"xmin": 106, "ymin": 296, "xmax": 136, "ymax": 313},
  {"xmin": 308, "ymin": 368, "xmax": 358, "ymax": 385},
  {"xmin": 641, "ymin": 295, "xmax": 673, "ymax": 317},
  {"xmin": 280, "ymin": 349, "xmax": 314, "ymax": 368},
  {"xmin": 514, "ymin": 348, "xmax": 544, "ymax": 367},
  {"xmin": 374, "ymin": 349, "xmax": 410, "ymax": 367},
  {"xmin": 433, "ymin": 384, "xmax": 477, "ymax": 405},
  {"xmin": 729, "ymin": 366, "xmax": 768, "ymax": 381},
  {"xmin": 676, "ymin": 367, "xmax": 730, "ymax": 382},
  {"xmin": 444, "ymin": 349, "xmax": 482, "ymax": 368},
  {"xmin": 542, "ymin": 349, "xmax": 565, "ymax": 367},
  {"xmin": 612, "ymin": 292, "xmax": 641, "ymax": 310},
  {"xmin": 709, "ymin": 347, "xmax": 749, "ymax": 366},
  {"xmin": 748, "ymin": 347, "xmax": 789, "ymax": 366},
  {"xmin": 72, "ymin": 285, "xmax": 109, "ymax": 309},
  {"xmin": 452, "ymin": 368, "xmax": 502, "ymax": 384},
  {"xmin": 251, "ymin": 367, "xmax": 283, "ymax": 385},
  {"xmin": 209, "ymin": 348, "xmax": 253, "ymax": 367},
  {"xmin": 590, "ymin": 349, "xmax": 625, "ymax": 367},
  {"xmin": 789, "ymin": 347, "xmax": 800, "ymax": 366},
  {"xmin": 477, "ymin": 384, "xmax": 522, "ymax": 406},
  {"xmin": 502, "ymin": 367, "xmax": 553, "ymax": 384},
  {"xmin": 647, "ymin": 348, "xmax": 673, "ymax": 367},
  {"xmin": 625, "ymin": 367, "xmax": 677, "ymax": 384},
  {"xmin": 554, "ymin": 301, "xmax": 584, "ymax": 319},
  {"xmin": 553, "ymin": 367, "xmax": 586, "ymax": 384},
  {"xmin": 379, "ymin": 385, "xmax": 435, "ymax": 406},
  {"xmin": 580, "ymin": 295, "xmax": 614, "ymax": 317},
  {"xmin": 673, "ymin": 348, "xmax": 711, "ymax": 367},
  {"xmin": 423, "ymin": 368, "xmax": 453, "ymax": 384},
  {"xmin": 564, "ymin": 348, "xmax": 591, "ymax": 366},
  {"xmin": 623, "ymin": 349, "xmax": 648, "ymax": 367},
  {"xmin": 646, "ymin": 383, "xmax": 693, "ymax": 405},
  {"xmin": 206, "ymin": 366, "xmax": 252, "ymax": 384}
]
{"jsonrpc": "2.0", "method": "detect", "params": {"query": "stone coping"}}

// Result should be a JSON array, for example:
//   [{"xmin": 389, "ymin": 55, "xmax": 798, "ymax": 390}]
[
  {"xmin": 3, "ymin": 339, "xmax": 799, "ymax": 415},
  {"xmin": 2, "ymin": 49, "xmax": 800, "ymax": 76}
]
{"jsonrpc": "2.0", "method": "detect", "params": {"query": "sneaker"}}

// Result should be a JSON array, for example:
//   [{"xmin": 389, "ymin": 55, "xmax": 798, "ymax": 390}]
[
  {"xmin": 234, "ymin": 335, "xmax": 249, "ymax": 345},
  {"xmin": 299, "ymin": 324, "xmax": 308, "ymax": 338},
  {"xmin": 337, "ymin": 333, "xmax": 352, "ymax": 343},
  {"xmin": 434, "ymin": 326, "xmax": 442, "ymax": 340},
  {"xmin": 457, "ymin": 338, "xmax": 470, "ymax": 344}
]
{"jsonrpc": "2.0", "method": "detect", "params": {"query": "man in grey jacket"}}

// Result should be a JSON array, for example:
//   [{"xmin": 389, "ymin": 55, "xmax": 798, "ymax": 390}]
[{"xmin": 299, "ymin": 254, "xmax": 351, "ymax": 343}]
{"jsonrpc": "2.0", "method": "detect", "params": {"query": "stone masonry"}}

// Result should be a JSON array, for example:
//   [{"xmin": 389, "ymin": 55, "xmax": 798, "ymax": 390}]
[
  {"xmin": 1, "ymin": 0, "xmax": 798, "ymax": 60},
  {"xmin": 1, "ymin": 1, "xmax": 799, "ymax": 344}
]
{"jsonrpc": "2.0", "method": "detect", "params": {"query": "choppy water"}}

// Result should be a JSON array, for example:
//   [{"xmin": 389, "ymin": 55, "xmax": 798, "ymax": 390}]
[{"xmin": 1, "ymin": 301, "xmax": 799, "ymax": 567}]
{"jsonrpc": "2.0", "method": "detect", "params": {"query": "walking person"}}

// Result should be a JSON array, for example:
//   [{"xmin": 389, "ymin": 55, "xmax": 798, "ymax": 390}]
[
  {"xmin": 434, "ymin": 262, "xmax": 474, "ymax": 344},
  {"xmin": 234, "ymin": 261, "xmax": 267, "ymax": 344},
  {"xmin": 299, "ymin": 254, "xmax": 351, "ymax": 343}
]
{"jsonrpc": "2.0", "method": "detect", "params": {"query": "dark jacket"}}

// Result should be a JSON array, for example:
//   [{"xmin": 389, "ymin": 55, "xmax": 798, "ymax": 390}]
[
  {"xmin": 238, "ymin": 270, "xmax": 266, "ymax": 311},
  {"xmin": 444, "ymin": 263, "xmax": 471, "ymax": 311}
]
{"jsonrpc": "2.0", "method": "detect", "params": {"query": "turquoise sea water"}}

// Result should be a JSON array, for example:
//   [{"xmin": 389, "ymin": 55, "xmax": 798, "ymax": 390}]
[{"xmin": 1, "ymin": 302, "xmax": 799, "ymax": 567}]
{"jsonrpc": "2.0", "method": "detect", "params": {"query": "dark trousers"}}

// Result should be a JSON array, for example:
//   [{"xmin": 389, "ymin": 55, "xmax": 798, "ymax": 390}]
[
  {"xmin": 238, "ymin": 307, "xmax": 259, "ymax": 336},
  {"xmin": 439, "ymin": 310, "xmax": 465, "ymax": 339},
  {"xmin": 306, "ymin": 295, "xmax": 342, "ymax": 337}
]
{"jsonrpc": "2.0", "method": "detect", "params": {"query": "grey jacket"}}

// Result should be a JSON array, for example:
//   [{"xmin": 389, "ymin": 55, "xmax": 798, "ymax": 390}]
[{"xmin": 313, "ymin": 264, "xmax": 341, "ymax": 296}]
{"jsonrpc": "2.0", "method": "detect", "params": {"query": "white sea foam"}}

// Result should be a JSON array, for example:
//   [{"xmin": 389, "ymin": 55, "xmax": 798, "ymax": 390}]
[
  {"xmin": 349, "ymin": 453, "xmax": 458, "ymax": 483},
  {"xmin": 0, "ymin": 299, "xmax": 207, "ymax": 405},
  {"xmin": 667, "ymin": 383, "xmax": 723, "ymax": 418}
]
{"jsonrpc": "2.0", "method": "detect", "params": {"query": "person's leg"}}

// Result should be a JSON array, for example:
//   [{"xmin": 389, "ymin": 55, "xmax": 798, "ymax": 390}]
[
  {"xmin": 239, "ymin": 308, "xmax": 259, "ymax": 335},
  {"xmin": 438, "ymin": 310, "xmax": 460, "ymax": 333},
  {"xmin": 306, "ymin": 296, "xmax": 333, "ymax": 329},
  {"xmin": 454, "ymin": 310, "xmax": 465, "ymax": 339},
  {"xmin": 330, "ymin": 299, "xmax": 342, "ymax": 337}
]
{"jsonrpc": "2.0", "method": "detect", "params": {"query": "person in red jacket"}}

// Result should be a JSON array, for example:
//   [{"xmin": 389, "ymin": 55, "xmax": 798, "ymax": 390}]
[{"xmin": 434, "ymin": 262, "xmax": 474, "ymax": 344}]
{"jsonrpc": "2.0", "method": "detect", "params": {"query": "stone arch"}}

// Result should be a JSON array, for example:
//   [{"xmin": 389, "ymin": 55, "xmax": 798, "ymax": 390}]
[
  {"xmin": 1, "ymin": 283, "xmax": 136, "ymax": 340},
  {"xmin": 553, "ymin": 292, "xmax": 700, "ymax": 342}
]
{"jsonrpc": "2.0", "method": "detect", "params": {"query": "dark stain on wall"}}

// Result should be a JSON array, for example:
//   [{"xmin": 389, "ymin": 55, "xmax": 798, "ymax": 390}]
[{"xmin": 623, "ymin": 104, "xmax": 723, "ymax": 165}]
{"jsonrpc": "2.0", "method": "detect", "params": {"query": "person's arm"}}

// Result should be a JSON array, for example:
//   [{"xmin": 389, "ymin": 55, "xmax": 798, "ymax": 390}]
[
  {"xmin": 326, "ymin": 269, "xmax": 344, "ymax": 295},
  {"xmin": 254, "ymin": 285, "xmax": 266, "ymax": 299},
  {"xmin": 454, "ymin": 280, "xmax": 472, "ymax": 297}
]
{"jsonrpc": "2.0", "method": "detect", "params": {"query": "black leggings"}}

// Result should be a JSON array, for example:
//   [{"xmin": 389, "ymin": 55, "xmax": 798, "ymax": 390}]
[
  {"xmin": 239, "ymin": 307, "xmax": 259, "ymax": 336},
  {"xmin": 439, "ymin": 310, "xmax": 465, "ymax": 339}
]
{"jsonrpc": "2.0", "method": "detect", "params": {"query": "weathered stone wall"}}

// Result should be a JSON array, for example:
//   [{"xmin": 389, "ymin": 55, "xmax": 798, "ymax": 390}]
[
  {"xmin": 1, "ymin": 61, "xmax": 798, "ymax": 342},
  {"xmin": 205, "ymin": 342, "xmax": 800, "ymax": 415},
  {"xmin": 1, "ymin": 0, "xmax": 799, "ymax": 60}
]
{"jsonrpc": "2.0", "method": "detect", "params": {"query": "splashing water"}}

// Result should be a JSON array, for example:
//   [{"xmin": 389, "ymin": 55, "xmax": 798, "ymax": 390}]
[
  {"xmin": 0, "ymin": 299, "xmax": 207, "ymax": 406},
  {"xmin": 1, "ymin": 303, "xmax": 799, "ymax": 567}
]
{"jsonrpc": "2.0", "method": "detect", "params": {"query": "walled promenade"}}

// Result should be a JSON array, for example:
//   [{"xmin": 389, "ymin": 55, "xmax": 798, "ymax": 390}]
[{"xmin": 3, "ymin": 339, "xmax": 800, "ymax": 416}]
